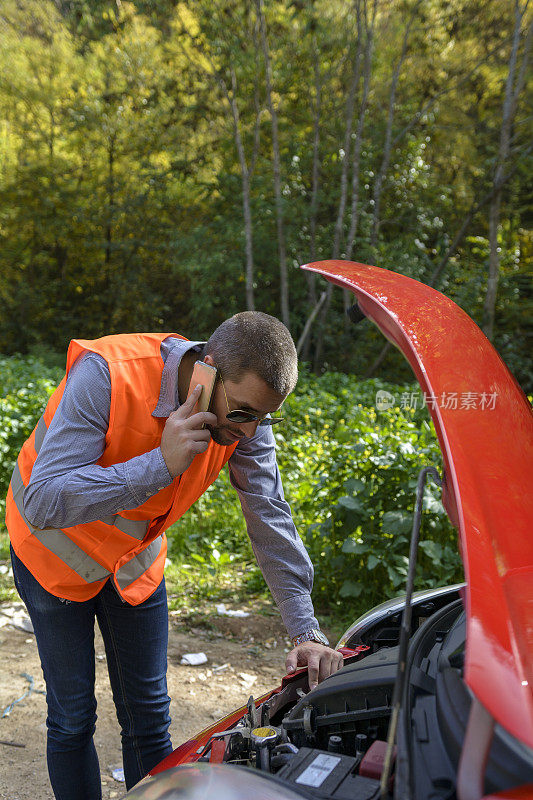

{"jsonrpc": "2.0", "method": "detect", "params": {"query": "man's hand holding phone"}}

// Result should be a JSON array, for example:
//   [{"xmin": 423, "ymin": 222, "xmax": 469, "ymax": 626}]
[{"xmin": 160, "ymin": 385, "xmax": 217, "ymax": 478}]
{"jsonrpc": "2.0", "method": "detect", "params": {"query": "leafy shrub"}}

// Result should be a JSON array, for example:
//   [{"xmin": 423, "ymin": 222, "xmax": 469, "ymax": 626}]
[
  {"xmin": 0, "ymin": 356, "xmax": 63, "ymax": 520},
  {"xmin": 274, "ymin": 369, "xmax": 462, "ymax": 619},
  {"xmin": 172, "ymin": 368, "xmax": 463, "ymax": 619},
  {"xmin": 1, "ymin": 356, "xmax": 462, "ymax": 621}
]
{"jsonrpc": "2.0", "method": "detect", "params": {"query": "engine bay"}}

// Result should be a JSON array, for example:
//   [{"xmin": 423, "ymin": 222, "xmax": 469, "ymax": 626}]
[
  {"xmin": 193, "ymin": 597, "xmax": 533, "ymax": 799},
  {"xmin": 195, "ymin": 639, "xmax": 398, "ymax": 797}
]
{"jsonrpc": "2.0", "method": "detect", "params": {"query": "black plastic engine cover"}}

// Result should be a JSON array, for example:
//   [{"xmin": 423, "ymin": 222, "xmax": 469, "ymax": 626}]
[{"xmin": 283, "ymin": 647, "xmax": 398, "ymax": 750}]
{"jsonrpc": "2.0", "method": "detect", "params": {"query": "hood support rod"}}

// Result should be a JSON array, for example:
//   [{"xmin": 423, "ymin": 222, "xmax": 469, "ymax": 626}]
[{"xmin": 380, "ymin": 465, "xmax": 442, "ymax": 800}]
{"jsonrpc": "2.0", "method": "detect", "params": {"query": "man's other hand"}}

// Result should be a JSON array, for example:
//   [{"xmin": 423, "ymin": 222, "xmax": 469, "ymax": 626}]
[{"xmin": 285, "ymin": 642, "xmax": 344, "ymax": 690}]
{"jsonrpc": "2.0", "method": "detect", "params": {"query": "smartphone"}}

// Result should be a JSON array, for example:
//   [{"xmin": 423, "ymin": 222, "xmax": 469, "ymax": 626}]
[{"xmin": 187, "ymin": 361, "xmax": 218, "ymax": 415}]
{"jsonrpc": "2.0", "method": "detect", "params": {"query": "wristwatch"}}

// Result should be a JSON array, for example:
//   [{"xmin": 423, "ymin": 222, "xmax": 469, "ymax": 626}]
[{"xmin": 292, "ymin": 628, "xmax": 329, "ymax": 647}]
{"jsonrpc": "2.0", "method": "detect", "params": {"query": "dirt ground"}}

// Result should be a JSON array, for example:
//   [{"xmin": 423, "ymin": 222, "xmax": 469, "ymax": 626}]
[{"xmin": 0, "ymin": 602, "xmax": 336, "ymax": 800}]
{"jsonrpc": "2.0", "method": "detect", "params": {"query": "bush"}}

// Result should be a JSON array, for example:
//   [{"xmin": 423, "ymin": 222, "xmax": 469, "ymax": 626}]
[
  {"xmin": 0, "ymin": 355, "xmax": 63, "ymax": 520},
  {"xmin": 273, "ymin": 369, "xmax": 462, "ymax": 618},
  {"xmin": 171, "ymin": 368, "xmax": 463, "ymax": 619},
  {"xmin": 1, "ymin": 357, "xmax": 462, "ymax": 621}
]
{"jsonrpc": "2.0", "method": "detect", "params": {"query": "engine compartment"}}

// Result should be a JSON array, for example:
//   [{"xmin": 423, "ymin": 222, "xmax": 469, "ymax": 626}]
[
  {"xmin": 196, "ymin": 641, "xmax": 397, "ymax": 797},
  {"xmin": 193, "ymin": 596, "xmax": 533, "ymax": 800}
]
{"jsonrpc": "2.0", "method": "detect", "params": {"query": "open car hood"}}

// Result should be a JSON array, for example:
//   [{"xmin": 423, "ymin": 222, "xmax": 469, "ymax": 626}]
[{"xmin": 301, "ymin": 260, "xmax": 533, "ymax": 749}]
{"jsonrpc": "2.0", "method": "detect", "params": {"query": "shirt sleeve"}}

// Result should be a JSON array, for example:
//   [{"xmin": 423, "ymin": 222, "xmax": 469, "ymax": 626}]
[
  {"xmin": 227, "ymin": 425, "xmax": 319, "ymax": 640},
  {"xmin": 23, "ymin": 352, "xmax": 173, "ymax": 529}
]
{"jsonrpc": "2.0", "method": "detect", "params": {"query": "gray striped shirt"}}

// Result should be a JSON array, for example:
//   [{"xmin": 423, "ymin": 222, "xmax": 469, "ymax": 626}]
[{"xmin": 23, "ymin": 336, "xmax": 318, "ymax": 638}]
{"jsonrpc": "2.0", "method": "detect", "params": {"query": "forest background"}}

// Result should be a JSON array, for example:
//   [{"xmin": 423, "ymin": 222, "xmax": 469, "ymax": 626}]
[{"xmin": 0, "ymin": 0, "xmax": 531, "ymax": 626}]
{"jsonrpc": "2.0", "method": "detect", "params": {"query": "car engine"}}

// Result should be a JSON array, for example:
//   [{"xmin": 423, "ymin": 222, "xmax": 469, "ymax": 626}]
[{"xmin": 195, "ymin": 598, "xmax": 533, "ymax": 799}]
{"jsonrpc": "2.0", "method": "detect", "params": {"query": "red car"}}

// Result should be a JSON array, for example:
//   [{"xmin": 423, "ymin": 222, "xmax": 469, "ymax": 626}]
[{"xmin": 124, "ymin": 261, "xmax": 533, "ymax": 800}]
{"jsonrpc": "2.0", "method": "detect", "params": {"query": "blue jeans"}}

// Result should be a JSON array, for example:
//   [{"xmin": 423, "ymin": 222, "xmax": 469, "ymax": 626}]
[{"xmin": 10, "ymin": 546, "xmax": 173, "ymax": 799}]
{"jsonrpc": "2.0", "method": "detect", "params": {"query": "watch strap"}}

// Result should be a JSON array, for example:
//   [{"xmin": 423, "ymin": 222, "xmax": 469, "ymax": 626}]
[{"xmin": 292, "ymin": 628, "xmax": 329, "ymax": 647}]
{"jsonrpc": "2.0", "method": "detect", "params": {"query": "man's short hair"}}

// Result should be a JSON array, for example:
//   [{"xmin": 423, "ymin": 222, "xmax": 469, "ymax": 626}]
[{"xmin": 204, "ymin": 312, "xmax": 298, "ymax": 396}]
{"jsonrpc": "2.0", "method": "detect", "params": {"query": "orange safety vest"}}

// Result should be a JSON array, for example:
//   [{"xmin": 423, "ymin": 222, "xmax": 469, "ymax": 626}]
[{"xmin": 6, "ymin": 333, "xmax": 238, "ymax": 604}]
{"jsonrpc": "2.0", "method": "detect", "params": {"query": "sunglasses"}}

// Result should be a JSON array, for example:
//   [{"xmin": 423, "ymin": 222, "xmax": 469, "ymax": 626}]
[{"xmin": 219, "ymin": 374, "xmax": 284, "ymax": 426}]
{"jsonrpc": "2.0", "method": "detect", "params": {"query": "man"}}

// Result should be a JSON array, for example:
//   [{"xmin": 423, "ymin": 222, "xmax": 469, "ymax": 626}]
[{"xmin": 6, "ymin": 312, "xmax": 343, "ymax": 798}]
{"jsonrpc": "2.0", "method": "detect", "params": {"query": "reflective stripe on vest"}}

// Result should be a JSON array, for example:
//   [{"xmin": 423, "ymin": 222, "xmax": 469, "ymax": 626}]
[
  {"xmin": 33, "ymin": 415, "xmax": 149, "ymax": 540},
  {"xmin": 115, "ymin": 536, "xmax": 164, "ymax": 590},
  {"xmin": 34, "ymin": 415, "xmax": 47, "ymax": 453},
  {"xmin": 100, "ymin": 515, "xmax": 149, "ymax": 540},
  {"xmin": 11, "ymin": 462, "xmax": 159, "ymax": 588},
  {"xmin": 10, "ymin": 463, "xmax": 111, "ymax": 584}
]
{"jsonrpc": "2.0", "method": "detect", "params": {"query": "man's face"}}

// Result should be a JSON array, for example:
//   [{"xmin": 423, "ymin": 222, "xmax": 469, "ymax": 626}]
[{"xmin": 204, "ymin": 360, "xmax": 286, "ymax": 446}]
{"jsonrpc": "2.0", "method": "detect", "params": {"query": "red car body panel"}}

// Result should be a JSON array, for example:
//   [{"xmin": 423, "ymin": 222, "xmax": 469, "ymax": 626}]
[
  {"xmin": 483, "ymin": 788, "xmax": 533, "ymax": 800},
  {"xmin": 301, "ymin": 260, "xmax": 533, "ymax": 750}
]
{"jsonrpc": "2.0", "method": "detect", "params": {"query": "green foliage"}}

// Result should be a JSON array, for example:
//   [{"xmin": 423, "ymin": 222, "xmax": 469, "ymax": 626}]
[
  {"xmin": 169, "ymin": 367, "xmax": 462, "ymax": 620},
  {"xmin": 0, "ymin": 356, "xmax": 63, "ymax": 519},
  {"xmin": 0, "ymin": 0, "xmax": 527, "ymax": 623},
  {"xmin": 166, "ymin": 466, "xmax": 251, "ymax": 566},
  {"xmin": 0, "ymin": 0, "xmax": 530, "ymax": 387},
  {"xmin": 276, "ymin": 370, "xmax": 462, "ymax": 617},
  {"xmin": 0, "ymin": 358, "xmax": 462, "ymax": 622}
]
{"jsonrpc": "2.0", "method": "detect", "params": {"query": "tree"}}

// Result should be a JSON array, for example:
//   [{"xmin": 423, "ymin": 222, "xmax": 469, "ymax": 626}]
[
  {"xmin": 482, "ymin": 2, "xmax": 531, "ymax": 339},
  {"xmin": 255, "ymin": 0, "xmax": 291, "ymax": 327},
  {"xmin": 172, "ymin": 1, "xmax": 265, "ymax": 313}
]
